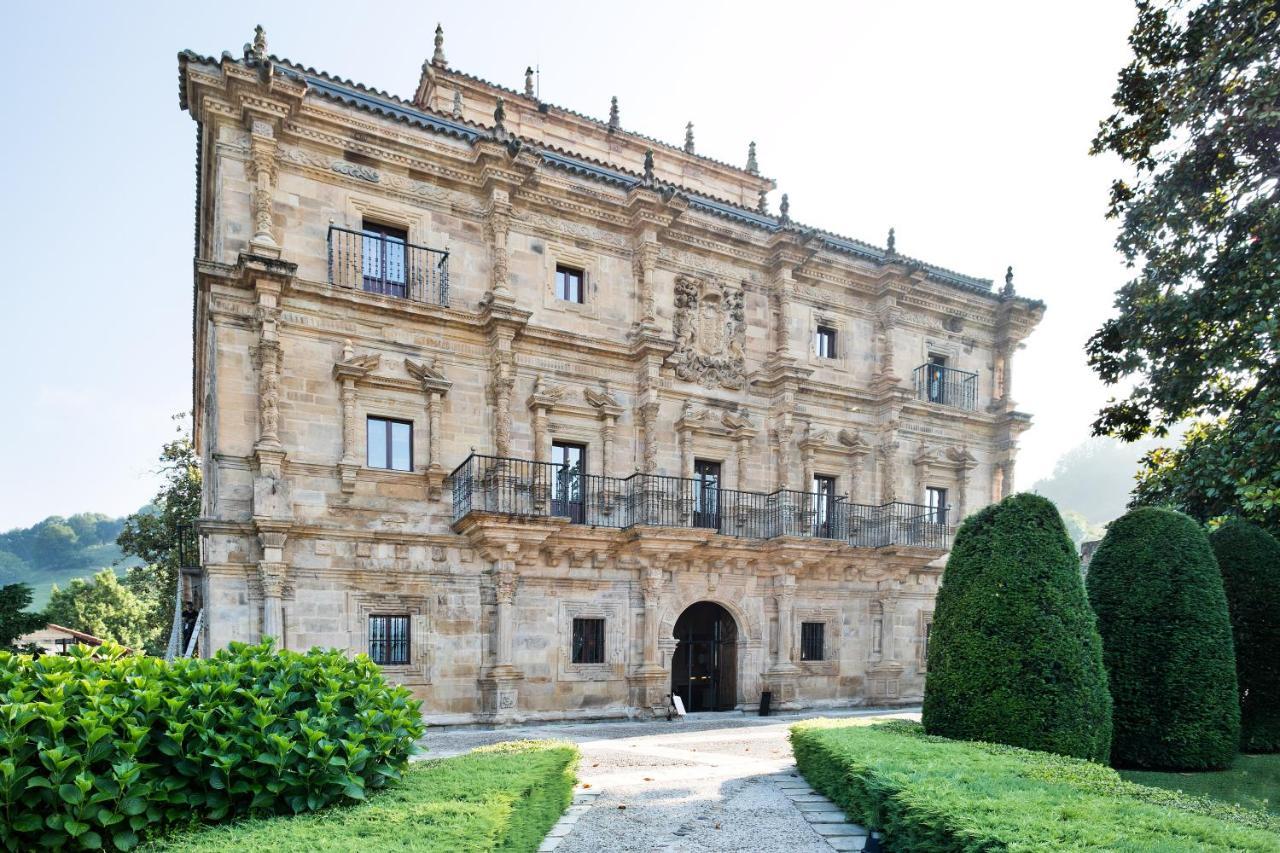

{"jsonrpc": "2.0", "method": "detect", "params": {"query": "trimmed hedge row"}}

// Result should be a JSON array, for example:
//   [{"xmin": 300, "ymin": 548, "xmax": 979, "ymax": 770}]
[
  {"xmin": 789, "ymin": 720, "xmax": 1280, "ymax": 852},
  {"xmin": 1210, "ymin": 519, "xmax": 1280, "ymax": 752},
  {"xmin": 0, "ymin": 641, "xmax": 424, "ymax": 851},
  {"xmin": 922, "ymin": 493, "xmax": 1112, "ymax": 761},
  {"xmin": 1087, "ymin": 507, "xmax": 1240, "ymax": 769},
  {"xmin": 146, "ymin": 740, "xmax": 580, "ymax": 852}
]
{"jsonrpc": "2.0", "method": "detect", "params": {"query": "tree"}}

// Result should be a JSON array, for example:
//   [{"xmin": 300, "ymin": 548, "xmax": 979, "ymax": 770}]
[
  {"xmin": 923, "ymin": 493, "xmax": 1113, "ymax": 761},
  {"xmin": 42, "ymin": 569, "xmax": 156, "ymax": 651},
  {"xmin": 1086, "ymin": 507, "xmax": 1240, "ymax": 768},
  {"xmin": 0, "ymin": 583, "xmax": 45, "ymax": 651},
  {"xmin": 1088, "ymin": 0, "xmax": 1280, "ymax": 530},
  {"xmin": 116, "ymin": 418, "xmax": 201, "ymax": 655},
  {"xmin": 1209, "ymin": 519, "xmax": 1280, "ymax": 751}
]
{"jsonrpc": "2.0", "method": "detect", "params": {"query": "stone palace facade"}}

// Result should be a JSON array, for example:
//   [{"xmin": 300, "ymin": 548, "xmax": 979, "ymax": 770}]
[{"xmin": 177, "ymin": 27, "xmax": 1043, "ymax": 724}]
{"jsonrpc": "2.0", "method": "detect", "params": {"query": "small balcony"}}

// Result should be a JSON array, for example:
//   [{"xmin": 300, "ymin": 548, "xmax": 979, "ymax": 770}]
[
  {"xmin": 327, "ymin": 225, "xmax": 449, "ymax": 306},
  {"xmin": 914, "ymin": 363, "xmax": 978, "ymax": 411},
  {"xmin": 450, "ymin": 453, "xmax": 950, "ymax": 550}
]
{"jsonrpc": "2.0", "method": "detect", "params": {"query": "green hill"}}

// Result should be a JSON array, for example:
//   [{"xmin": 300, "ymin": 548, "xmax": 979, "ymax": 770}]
[{"xmin": 0, "ymin": 513, "xmax": 142, "ymax": 609}]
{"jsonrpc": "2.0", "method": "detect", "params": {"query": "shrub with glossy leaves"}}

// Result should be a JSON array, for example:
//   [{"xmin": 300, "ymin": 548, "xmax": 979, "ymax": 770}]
[
  {"xmin": 0, "ymin": 641, "xmax": 423, "ymax": 851},
  {"xmin": 1209, "ymin": 519, "xmax": 1280, "ymax": 752},
  {"xmin": 922, "ymin": 492, "xmax": 1113, "ymax": 762},
  {"xmin": 1087, "ymin": 507, "xmax": 1240, "ymax": 769}
]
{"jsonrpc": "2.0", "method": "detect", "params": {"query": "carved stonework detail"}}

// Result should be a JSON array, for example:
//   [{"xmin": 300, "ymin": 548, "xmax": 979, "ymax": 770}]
[{"xmin": 672, "ymin": 276, "xmax": 746, "ymax": 389}]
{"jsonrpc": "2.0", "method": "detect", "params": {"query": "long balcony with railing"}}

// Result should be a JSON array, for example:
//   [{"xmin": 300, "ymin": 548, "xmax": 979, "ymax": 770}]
[
  {"xmin": 450, "ymin": 453, "xmax": 950, "ymax": 550},
  {"xmin": 327, "ymin": 224, "xmax": 450, "ymax": 306},
  {"xmin": 913, "ymin": 362, "xmax": 978, "ymax": 411}
]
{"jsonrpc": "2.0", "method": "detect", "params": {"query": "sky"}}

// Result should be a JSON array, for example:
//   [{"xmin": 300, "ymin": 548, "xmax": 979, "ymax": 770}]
[{"xmin": 0, "ymin": 1, "xmax": 1140, "ymax": 531}]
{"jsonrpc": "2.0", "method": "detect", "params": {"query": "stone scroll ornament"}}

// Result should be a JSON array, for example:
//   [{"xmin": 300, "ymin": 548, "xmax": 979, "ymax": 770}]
[{"xmin": 672, "ymin": 276, "xmax": 747, "ymax": 389}]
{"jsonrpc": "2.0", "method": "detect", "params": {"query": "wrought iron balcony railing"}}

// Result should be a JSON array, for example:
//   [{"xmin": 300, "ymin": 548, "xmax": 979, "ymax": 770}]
[
  {"xmin": 913, "ymin": 363, "xmax": 978, "ymax": 411},
  {"xmin": 450, "ymin": 453, "xmax": 950, "ymax": 550},
  {"xmin": 327, "ymin": 225, "xmax": 449, "ymax": 306}
]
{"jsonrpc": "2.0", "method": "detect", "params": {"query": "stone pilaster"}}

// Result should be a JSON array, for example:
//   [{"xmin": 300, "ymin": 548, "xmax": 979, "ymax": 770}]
[
  {"xmin": 629, "ymin": 565, "xmax": 668, "ymax": 717},
  {"xmin": 585, "ymin": 382, "xmax": 624, "ymax": 479},
  {"xmin": 246, "ymin": 119, "xmax": 279, "ymax": 254},
  {"xmin": 332, "ymin": 342, "xmax": 379, "ymax": 493},
  {"xmin": 405, "ymin": 358, "xmax": 452, "ymax": 500},
  {"xmin": 254, "ymin": 522, "xmax": 288, "ymax": 646},
  {"xmin": 764, "ymin": 571, "xmax": 800, "ymax": 708},
  {"xmin": 867, "ymin": 585, "xmax": 905, "ymax": 705}
]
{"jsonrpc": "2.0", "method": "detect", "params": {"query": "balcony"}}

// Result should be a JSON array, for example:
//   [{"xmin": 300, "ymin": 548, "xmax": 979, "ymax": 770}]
[
  {"xmin": 450, "ymin": 454, "xmax": 950, "ymax": 550},
  {"xmin": 327, "ymin": 225, "xmax": 449, "ymax": 306},
  {"xmin": 914, "ymin": 362, "xmax": 978, "ymax": 411}
]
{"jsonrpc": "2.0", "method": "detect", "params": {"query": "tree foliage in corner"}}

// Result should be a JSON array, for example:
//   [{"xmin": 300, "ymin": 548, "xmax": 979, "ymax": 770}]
[
  {"xmin": 115, "ymin": 419, "xmax": 201, "ymax": 655},
  {"xmin": 0, "ymin": 583, "xmax": 45, "ymax": 651},
  {"xmin": 923, "ymin": 493, "xmax": 1113, "ymax": 762},
  {"xmin": 1088, "ymin": 0, "xmax": 1280, "ymax": 530}
]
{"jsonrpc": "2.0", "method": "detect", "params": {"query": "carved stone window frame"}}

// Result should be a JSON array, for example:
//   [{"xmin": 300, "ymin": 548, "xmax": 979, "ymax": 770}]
[
  {"xmin": 344, "ymin": 196, "xmax": 430, "ymax": 250},
  {"xmin": 347, "ymin": 590, "xmax": 432, "ymax": 687},
  {"xmin": 558, "ymin": 600, "xmax": 626, "ymax": 682},
  {"xmin": 794, "ymin": 606, "xmax": 840, "ymax": 676},
  {"xmin": 542, "ymin": 242, "xmax": 600, "ymax": 319},
  {"xmin": 806, "ymin": 308, "xmax": 851, "ymax": 372}
]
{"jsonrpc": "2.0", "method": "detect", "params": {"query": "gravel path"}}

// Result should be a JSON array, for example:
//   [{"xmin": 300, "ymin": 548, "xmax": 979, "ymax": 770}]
[{"xmin": 417, "ymin": 708, "xmax": 917, "ymax": 852}]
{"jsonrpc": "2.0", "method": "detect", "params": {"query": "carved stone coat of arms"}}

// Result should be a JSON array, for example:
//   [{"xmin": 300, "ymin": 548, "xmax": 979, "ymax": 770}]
[{"xmin": 672, "ymin": 276, "xmax": 746, "ymax": 389}]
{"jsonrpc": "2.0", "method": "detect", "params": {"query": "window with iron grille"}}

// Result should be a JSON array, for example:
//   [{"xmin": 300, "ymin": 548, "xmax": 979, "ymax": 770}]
[
  {"xmin": 556, "ymin": 264, "xmax": 585, "ymax": 303},
  {"xmin": 368, "ymin": 615, "xmax": 410, "ymax": 665},
  {"xmin": 801, "ymin": 621, "xmax": 825, "ymax": 661},
  {"xmin": 572, "ymin": 617, "xmax": 605, "ymax": 664},
  {"xmin": 815, "ymin": 326, "xmax": 837, "ymax": 359}
]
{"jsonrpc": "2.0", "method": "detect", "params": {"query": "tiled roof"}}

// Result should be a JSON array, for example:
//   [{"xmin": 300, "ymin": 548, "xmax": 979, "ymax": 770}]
[{"xmin": 178, "ymin": 50, "xmax": 998, "ymax": 297}]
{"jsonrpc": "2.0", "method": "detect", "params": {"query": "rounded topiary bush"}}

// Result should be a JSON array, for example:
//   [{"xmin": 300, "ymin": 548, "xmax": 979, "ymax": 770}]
[
  {"xmin": 1087, "ymin": 507, "xmax": 1240, "ymax": 769},
  {"xmin": 0, "ymin": 641, "xmax": 423, "ymax": 851},
  {"xmin": 1209, "ymin": 519, "xmax": 1280, "ymax": 752},
  {"xmin": 922, "ymin": 492, "xmax": 1112, "ymax": 761}
]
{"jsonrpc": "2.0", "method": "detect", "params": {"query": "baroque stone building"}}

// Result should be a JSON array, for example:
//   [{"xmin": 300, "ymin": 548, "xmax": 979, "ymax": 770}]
[{"xmin": 177, "ymin": 26, "xmax": 1043, "ymax": 724}]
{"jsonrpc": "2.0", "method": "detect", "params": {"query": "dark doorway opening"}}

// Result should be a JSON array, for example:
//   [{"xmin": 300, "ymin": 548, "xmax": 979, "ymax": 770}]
[{"xmin": 671, "ymin": 601, "xmax": 738, "ymax": 711}]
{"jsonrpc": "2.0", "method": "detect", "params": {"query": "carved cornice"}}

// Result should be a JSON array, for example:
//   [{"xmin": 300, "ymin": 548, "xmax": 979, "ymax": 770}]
[{"xmin": 405, "ymin": 358, "xmax": 452, "ymax": 396}]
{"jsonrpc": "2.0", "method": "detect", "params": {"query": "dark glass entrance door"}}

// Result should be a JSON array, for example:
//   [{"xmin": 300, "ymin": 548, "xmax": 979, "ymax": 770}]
[
  {"xmin": 692, "ymin": 460, "xmax": 721, "ymax": 530},
  {"xmin": 671, "ymin": 601, "xmax": 738, "ymax": 712}
]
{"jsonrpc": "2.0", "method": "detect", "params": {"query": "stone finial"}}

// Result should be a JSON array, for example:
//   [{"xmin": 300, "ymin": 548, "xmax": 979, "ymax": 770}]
[
  {"xmin": 524, "ymin": 66, "xmax": 535, "ymax": 97},
  {"xmin": 643, "ymin": 149, "xmax": 655, "ymax": 184},
  {"xmin": 684, "ymin": 122, "xmax": 695, "ymax": 154},
  {"xmin": 779, "ymin": 193, "xmax": 791, "ymax": 225},
  {"xmin": 886, "ymin": 227, "xmax": 897, "ymax": 256},
  {"xmin": 492, "ymin": 98, "xmax": 507, "ymax": 139},
  {"xmin": 608, "ymin": 96, "xmax": 620, "ymax": 130},
  {"xmin": 342, "ymin": 339, "xmax": 354, "ymax": 362},
  {"xmin": 432, "ymin": 23, "xmax": 447, "ymax": 66},
  {"xmin": 757, "ymin": 189, "xmax": 769, "ymax": 214},
  {"xmin": 1003, "ymin": 265, "xmax": 1016, "ymax": 297},
  {"xmin": 251, "ymin": 25, "xmax": 267, "ymax": 58},
  {"xmin": 746, "ymin": 141, "xmax": 758, "ymax": 174},
  {"xmin": 452, "ymin": 89, "xmax": 463, "ymax": 119}
]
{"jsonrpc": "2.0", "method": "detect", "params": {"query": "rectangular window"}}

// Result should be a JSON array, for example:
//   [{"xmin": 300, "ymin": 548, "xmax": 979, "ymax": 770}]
[
  {"xmin": 926, "ymin": 487, "xmax": 948, "ymax": 525},
  {"xmin": 801, "ymin": 622, "xmax": 825, "ymax": 662},
  {"xmin": 572, "ymin": 617, "xmax": 605, "ymax": 664},
  {"xmin": 556, "ymin": 264, "xmax": 585, "ymax": 303},
  {"xmin": 367, "ymin": 417, "xmax": 412, "ymax": 472},
  {"xmin": 693, "ymin": 459, "xmax": 722, "ymax": 530},
  {"xmin": 361, "ymin": 221, "xmax": 408, "ymax": 299},
  {"xmin": 815, "ymin": 326, "xmax": 837, "ymax": 359},
  {"xmin": 368, "ymin": 615, "xmax": 410, "ymax": 665},
  {"xmin": 926, "ymin": 354, "xmax": 948, "ymax": 403},
  {"xmin": 813, "ymin": 474, "xmax": 837, "ymax": 535},
  {"xmin": 552, "ymin": 442, "xmax": 586, "ymax": 523}
]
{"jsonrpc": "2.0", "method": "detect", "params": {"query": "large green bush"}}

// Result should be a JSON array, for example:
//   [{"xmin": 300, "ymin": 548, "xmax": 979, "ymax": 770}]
[
  {"xmin": 1087, "ymin": 507, "xmax": 1240, "ymax": 769},
  {"xmin": 1210, "ymin": 519, "xmax": 1280, "ymax": 752},
  {"xmin": 0, "ymin": 641, "xmax": 423, "ymax": 851},
  {"xmin": 790, "ymin": 720, "xmax": 1280, "ymax": 851},
  {"xmin": 922, "ymin": 492, "xmax": 1112, "ymax": 761}
]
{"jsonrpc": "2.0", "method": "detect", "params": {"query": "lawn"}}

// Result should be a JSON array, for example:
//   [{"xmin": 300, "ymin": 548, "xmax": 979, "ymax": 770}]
[
  {"xmin": 144, "ymin": 740, "xmax": 579, "ymax": 853},
  {"xmin": 1121, "ymin": 753, "xmax": 1280, "ymax": 816}
]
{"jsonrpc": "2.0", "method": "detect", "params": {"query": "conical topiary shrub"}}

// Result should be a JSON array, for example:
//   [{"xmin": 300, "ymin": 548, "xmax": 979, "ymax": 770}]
[
  {"xmin": 923, "ymin": 493, "xmax": 1112, "ymax": 761},
  {"xmin": 1209, "ymin": 519, "xmax": 1280, "ymax": 752},
  {"xmin": 1087, "ymin": 507, "xmax": 1240, "ymax": 769}
]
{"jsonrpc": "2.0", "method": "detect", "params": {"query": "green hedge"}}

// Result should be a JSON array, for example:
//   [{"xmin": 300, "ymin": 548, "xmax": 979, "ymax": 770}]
[
  {"xmin": 1087, "ymin": 507, "xmax": 1240, "ymax": 769},
  {"xmin": 790, "ymin": 720, "xmax": 1280, "ymax": 851},
  {"xmin": 1210, "ymin": 519, "xmax": 1280, "ymax": 752},
  {"xmin": 922, "ymin": 493, "xmax": 1112, "ymax": 761},
  {"xmin": 146, "ymin": 740, "xmax": 579, "ymax": 852},
  {"xmin": 0, "ymin": 641, "xmax": 424, "ymax": 851}
]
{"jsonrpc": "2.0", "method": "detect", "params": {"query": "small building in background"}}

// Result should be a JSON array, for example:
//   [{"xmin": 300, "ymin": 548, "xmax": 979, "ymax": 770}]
[{"xmin": 16, "ymin": 623, "xmax": 110, "ymax": 655}]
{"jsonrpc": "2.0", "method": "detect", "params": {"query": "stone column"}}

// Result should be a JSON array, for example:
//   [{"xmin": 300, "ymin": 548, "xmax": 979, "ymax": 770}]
[
  {"xmin": 484, "ymin": 188, "xmax": 515, "ymax": 306},
  {"xmin": 256, "ymin": 526, "xmax": 287, "ymax": 645},
  {"xmin": 428, "ymin": 392, "xmax": 445, "ymax": 468},
  {"xmin": 735, "ymin": 433, "xmax": 751, "ymax": 491},
  {"xmin": 879, "ymin": 592, "xmax": 898, "ymax": 662},
  {"xmin": 247, "ymin": 119, "xmax": 279, "ymax": 252},
  {"xmin": 333, "ymin": 343, "xmax": 379, "ymax": 493},
  {"xmin": 639, "ymin": 400, "xmax": 660, "ymax": 474},
  {"xmin": 878, "ymin": 441, "xmax": 899, "ymax": 503},
  {"xmin": 773, "ymin": 415, "xmax": 796, "ymax": 491},
  {"xmin": 530, "ymin": 404, "xmax": 549, "ymax": 463},
  {"xmin": 601, "ymin": 415, "xmax": 616, "ymax": 478},
  {"xmin": 633, "ymin": 240, "xmax": 659, "ymax": 330},
  {"xmin": 491, "ymin": 351, "xmax": 515, "ymax": 458},
  {"xmin": 776, "ymin": 579, "xmax": 796, "ymax": 667},
  {"xmin": 678, "ymin": 423, "xmax": 695, "ymax": 481},
  {"xmin": 641, "ymin": 568, "xmax": 662, "ymax": 668},
  {"xmin": 494, "ymin": 565, "xmax": 517, "ymax": 669},
  {"xmin": 773, "ymin": 267, "xmax": 795, "ymax": 359}
]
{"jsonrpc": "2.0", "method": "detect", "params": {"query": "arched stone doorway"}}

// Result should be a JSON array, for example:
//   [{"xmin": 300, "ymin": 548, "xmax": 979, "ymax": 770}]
[{"xmin": 671, "ymin": 601, "xmax": 738, "ymax": 711}]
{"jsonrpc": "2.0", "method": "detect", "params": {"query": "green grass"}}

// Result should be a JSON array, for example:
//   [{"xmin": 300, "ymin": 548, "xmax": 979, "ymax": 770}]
[
  {"xmin": 145, "ymin": 740, "xmax": 579, "ymax": 853},
  {"xmin": 1121, "ymin": 753, "xmax": 1280, "ymax": 816},
  {"xmin": 790, "ymin": 719, "xmax": 1280, "ymax": 851}
]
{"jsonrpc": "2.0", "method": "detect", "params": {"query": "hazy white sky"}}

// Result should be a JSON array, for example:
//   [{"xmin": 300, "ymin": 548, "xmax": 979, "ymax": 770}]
[{"xmin": 0, "ymin": 1, "xmax": 1139, "ymax": 530}]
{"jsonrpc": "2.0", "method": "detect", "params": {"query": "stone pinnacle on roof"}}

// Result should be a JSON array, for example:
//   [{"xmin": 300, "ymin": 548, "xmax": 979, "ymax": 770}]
[
  {"xmin": 684, "ymin": 122, "xmax": 695, "ymax": 154},
  {"xmin": 452, "ymin": 90, "xmax": 463, "ymax": 119},
  {"xmin": 757, "ymin": 189, "xmax": 769, "ymax": 214},
  {"xmin": 643, "ymin": 149, "xmax": 655, "ymax": 185},
  {"xmin": 1003, "ymin": 265, "xmax": 1016, "ymax": 297},
  {"xmin": 524, "ymin": 67, "xmax": 535, "ymax": 97},
  {"xmin": 492, "ymin": 98, "xmax": 507, "ymax": 140},
  {"xmin": 244, "ymin": 24, "xmax": 267, "ymax": 61},
  {"xmin": 746, "ymin": 141, "xmax": 758, "ymax": 175},
  {"xmin": 608, "ymin": 96, "xmax": 620, "ymax": 131},
  {"xmin": 432, "ymin": 24, "xmax": 447, "ymax": 67},
  {"xmin": 886, "ymin": 227, "xmax": 897, "ymax": 256},
  {"xmin": 779, "ymin": 193, "xmax": 791, "ymax": 225}
]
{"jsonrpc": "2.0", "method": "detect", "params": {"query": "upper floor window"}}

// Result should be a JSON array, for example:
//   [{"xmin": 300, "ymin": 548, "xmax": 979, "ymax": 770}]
[
  {"xmin": 801, "ymin": 621, "xmax": 825, "ymax": 661},
  {"xmin": 925, "ymin": 487, "xmax": 948, "ymax": 525},
  {"xmin": 361, "ymin": 221, "xmax": 408, "ymax": 299},
  {"xmin": 556, "ymin": 264, "xmax": 585, "ymax": 303},
  {"xmin": 813, "ymin": 474, "xmax": 837, "ymax": 535},
  {"xmin": 552, "ymin": 442, "xmax": 586, "ymax": 523},
  {"xmin": 368, "ymin": 614, "xmax": 410, "ymax": 665},
  {"xmin": 572, "ymin": 617, "xmax": 605, "ymax": 664},
  {"xmin": 368, "ymin": 417, "xmax": 412, "ymax": 472},
  {"xmin": 815, "ymin": 326, "xmax": 837, "ymax": 359}
]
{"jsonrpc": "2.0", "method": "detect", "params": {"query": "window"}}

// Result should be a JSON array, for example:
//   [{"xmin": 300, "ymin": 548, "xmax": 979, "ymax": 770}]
[
  {"xmin": 556, "ymin": 264, "xmax": 585, "ymax": 303},
  {"xmin": 801, "ymin": 622, "xmax": 825, "ymax": 661},
  {"xmin": 552, "ymin": 442, "xmax": 586, "ymax": 523},
  {"xmin": 926, "ymin": 354, "xmax": 948, "ymax": 403},
  {"xmin": 815, "ymin": 325, "xmax": 837, "ymax": 359},
  {"xmin": 368, "ymin": 417, "xmax": 412, "ymax": 472},
  {"xmin": 925, "ymin": 487, "xmax": 948, "ymax": 525},
  {"xmin": 813, "ymin": 474, "xmax": 837, "ymax": 536},
  {"xmin": 368, "ymin": 615, "xmax": 410, "ymax": 665},
  {"xmin": 572, "ymin": 617, "xmax": 605, "ymax": 664},
  {"xmin": 693, "ymin": 460, "xmax": 722, "ymax": 530},
  {"xmin": 54, "ymin": 638, "xmax": 75, "ymax": 654},
  {"xmin": 361, "ymin": 221, "xmax": 408, "ymax": 298}
]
